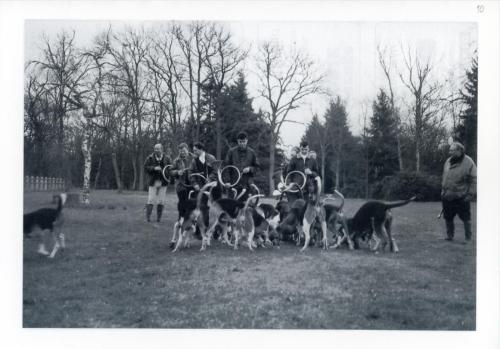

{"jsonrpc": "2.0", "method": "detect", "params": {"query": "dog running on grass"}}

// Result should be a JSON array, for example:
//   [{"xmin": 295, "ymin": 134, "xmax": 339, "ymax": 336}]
[
  {"xmin": 23, "ymin": 193, "xmax": 67, "ymax": 258},
  {"xmin": 347, "ymin": 196, "xmax": 417, "ymax": 253}
]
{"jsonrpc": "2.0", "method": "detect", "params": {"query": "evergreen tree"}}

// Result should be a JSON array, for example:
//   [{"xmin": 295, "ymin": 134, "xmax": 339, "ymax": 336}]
[
  {"xmin": 367, "ymin": 89, "xmax": 399, "ymax": 181},
  {"xmin": 197, "ymin": 72, "xmax": 281, "ymax": 193},
  {"xmin": 323, "ymin": 96, "xmax": 354, "ymax": 191},
  {"xmin": 456, "ymin": 56, "xmax": 477, "ymax": 162}
]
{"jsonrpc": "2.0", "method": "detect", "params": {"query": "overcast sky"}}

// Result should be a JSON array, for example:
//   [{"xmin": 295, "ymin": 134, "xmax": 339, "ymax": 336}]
[{"xmin": 25, "ymin": 20, "xmax": 477, "ymax": 152}]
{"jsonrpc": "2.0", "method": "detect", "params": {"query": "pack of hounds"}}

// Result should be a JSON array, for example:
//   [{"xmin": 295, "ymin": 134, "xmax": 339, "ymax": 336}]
[
  {"xmin": 168, "ymin": 171, "xmax": 416, "ymax": 253},
  {"xmin": 23, "ymin": 176, "xmax": 416, "ymax": 258}
]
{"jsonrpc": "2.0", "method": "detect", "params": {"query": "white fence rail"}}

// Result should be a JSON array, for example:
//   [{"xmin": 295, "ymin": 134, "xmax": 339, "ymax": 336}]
[{"xmin": 24, "ymin": 176, "xmax": 66, "ymax": 192}]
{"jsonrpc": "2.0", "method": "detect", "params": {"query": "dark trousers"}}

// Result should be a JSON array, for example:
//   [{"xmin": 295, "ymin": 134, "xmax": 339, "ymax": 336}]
[{"xmin": 442, "ymin": 199, "xmax": 472, "ymax": 239}]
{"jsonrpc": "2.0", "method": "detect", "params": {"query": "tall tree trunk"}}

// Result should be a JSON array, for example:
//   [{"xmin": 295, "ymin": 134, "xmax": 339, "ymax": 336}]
[
  {"xmin": 93, "ymin": 156, "xmax": 102, "ymax": 189},
  {"xmin": 396, "ymin": 132, "xmax": 404, "ymax": 171},
  {"xmin": 335, "ymin": 157, "xmax": 340, "ymax": 190},
  {"xmin": 320, "ymin": 147, "xmax": 325, "ymax": 194},
  {"xmin": 81, "ymin": 125, "xmax": 92, "ymax": 205},
  {"xmin": 415, "ymin": 137, "xmax": 421, "ymax": 173},
  {"xmin": 268, "ymin": 136, "xmax": 276, "ymax": 196},
  {"xmin": 216, "ymin": 111, "xmax": 222, "ymax": 159},
  {"xmin": 111, "ymin": 152, "xmax": 123, "ymax": 193},
  {"xmin": 131, "ymin": 157, "xmax": 137, "ymax": 191},
  {"xmin": 365, "ymin": 155, "xmax": 370, "ymax": 199},
  {"xmin": 138, "ymin": 148, "xmax": 144, "ymax": 191}
]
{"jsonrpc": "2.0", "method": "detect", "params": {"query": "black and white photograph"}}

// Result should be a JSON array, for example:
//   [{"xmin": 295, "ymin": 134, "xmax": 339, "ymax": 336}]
[{"xmin": 1, "ymin": 0, "xmax": 499, "ymax": 348}]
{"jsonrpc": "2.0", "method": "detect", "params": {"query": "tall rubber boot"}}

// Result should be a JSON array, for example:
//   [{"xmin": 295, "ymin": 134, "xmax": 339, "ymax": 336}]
[
  {"xmin": 445, "ymin": 219, "xmax": 455, "ymax": 241},
  {"xmin": 157, "ymin": 205, "xmax": 164, "ymax": 222},
  {"xmin": 464, "ymin": 220, "xmax": 472, "ymax": 240},
  {"xmin": 146, "ymin": 204, "xmax": 153, "ymax": 222}
]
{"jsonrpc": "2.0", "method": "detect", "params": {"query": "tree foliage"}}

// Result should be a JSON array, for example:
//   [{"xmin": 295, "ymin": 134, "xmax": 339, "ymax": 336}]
[{"xmin": 455, "ymin": 56, "xmax": 477, "ymax": 162}]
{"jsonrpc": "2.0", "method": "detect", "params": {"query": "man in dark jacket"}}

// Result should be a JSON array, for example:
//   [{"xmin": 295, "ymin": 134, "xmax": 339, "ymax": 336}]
[
  {"xmin": 285, "ymin": 141, "xmax": 321, "ymax": 204},
  {"xmin": 190, "ymin": 142, "xmax": 218, "ymax": 229},
  {"xmin": 144, "ymin": 143, "xmax": 171, "ymax": 222},
  {"xmin": 223, "ymin": 131, "xmax": 260, "ymax": 201},
  {"xmin": 441, "ymin": 141, "xmax": 477, "ymax": 242}
]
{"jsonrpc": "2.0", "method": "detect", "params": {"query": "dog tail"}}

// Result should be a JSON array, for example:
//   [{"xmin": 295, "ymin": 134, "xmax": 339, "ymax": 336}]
[
  {"xmin": 385, "ymin": 196, "xmax": 417, "ymax": 209},
  {"xmin": 333, "ymin": 189, "xmax": 345, "ymax": 211},
  {"xmin": 196, "ymin": 181, "xmax": 217, "ymax": 209},
  {"xmin": 244, "ymin": 194, "xmax": 264, "ymax": 212},
  {"xmin": 56, "ymin": 193, "xmax": 67, "ymax": 214}
]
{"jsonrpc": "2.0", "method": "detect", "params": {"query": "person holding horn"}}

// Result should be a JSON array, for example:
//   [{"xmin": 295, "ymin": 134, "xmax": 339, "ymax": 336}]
[
  {"xmin": 284, "ymin": 140, "xmax": 321, "ymax": 204},
  {"xmin": 223, "ymin": 131, "xmax": 260, "ymax": 201}
]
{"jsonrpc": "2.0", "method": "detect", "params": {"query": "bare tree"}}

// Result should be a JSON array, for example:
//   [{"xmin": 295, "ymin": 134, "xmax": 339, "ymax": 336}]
[
  {"xmin": 172, "ymin": 22, "xmax": 213, "ymax": 142},
  {"xmin": 377, "ymin": 45, "xmax": 404, "ymax": 171},
  {"xmin": 398, "ymin": 46, "xmax": 445, "ymax": 172},
  {"xmin": 71, "ymin": 32, "xmax": 110, "ymax": 204},
  {"xmin": 107, "ymin": 27, "xmax": 151, "ymax": 190},
  {"xmin": 202, "ymin": 24, "xmax": 248, "ymax": 158},
  {"xmin": 255, "ymin": 41, "xmax": 325, "ymax": 195},
  {"xmin": 358, "ymin": 101, "xmax": 371, "ymax": 198},
  {"xmin": 146, "ymin": 26, "xmax": 186, "ymax": 151},
  {"xmin": 31, "ymin": 31, "xmax": 90, "ymax": 180}
]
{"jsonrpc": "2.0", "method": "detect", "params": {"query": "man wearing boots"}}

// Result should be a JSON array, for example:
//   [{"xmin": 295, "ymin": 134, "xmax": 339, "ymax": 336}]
[
  {"xmin": 441, "ymin": 141, "xmax": 477, "ymax": 242},
  {"xmin": 144, "ymin": 143, "xmax": 171, "ymax": 222}
]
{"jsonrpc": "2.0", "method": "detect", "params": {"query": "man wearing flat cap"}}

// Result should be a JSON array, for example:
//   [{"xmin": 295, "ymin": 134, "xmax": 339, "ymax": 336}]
[{"xmin": 441, "ymin": 141, "xmax": 477, "ymax": 242}]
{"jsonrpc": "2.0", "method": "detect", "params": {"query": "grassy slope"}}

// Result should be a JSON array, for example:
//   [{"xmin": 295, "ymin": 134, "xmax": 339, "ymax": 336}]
[{"xmin": 23, "ymin": 190, "xmax": 476, "ymax": 329}]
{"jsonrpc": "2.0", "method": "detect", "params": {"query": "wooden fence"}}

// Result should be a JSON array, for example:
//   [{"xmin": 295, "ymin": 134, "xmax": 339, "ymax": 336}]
[{"xmin": 24, "ymin": 176, "xmax": 66, "ymax": 192}]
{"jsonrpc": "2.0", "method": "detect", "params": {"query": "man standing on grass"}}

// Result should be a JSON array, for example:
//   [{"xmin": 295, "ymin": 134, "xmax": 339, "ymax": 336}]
[
  {"xmin": 190, "ymin": 142, "xmax": 218, "ymax": 231},
  {"xmin": 170, "ymin": 142, "xmax": 194, "ymax": 210},
  {"xmin": 441, "ymin": 141, "xmax": 477, "ymax": 242},
  {"xmin": 285, "ymin": 141, "xmax": 321, "ymax": 204},
  {"xmin": 144, "ymin": 143, "xmax": 171, "ymax": 223},
  {"xmin": 223, "ymin": 131, "xmax": 260, "ymax": 201}
]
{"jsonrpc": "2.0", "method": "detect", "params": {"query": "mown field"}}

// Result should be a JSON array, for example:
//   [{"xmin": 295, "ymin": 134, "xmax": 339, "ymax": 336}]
[{"xmin": 23, "ymin": 190, "xmax": 476, "ymax": 329}]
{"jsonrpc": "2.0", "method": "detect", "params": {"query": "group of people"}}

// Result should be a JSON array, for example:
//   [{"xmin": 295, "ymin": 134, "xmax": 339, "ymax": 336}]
[
  {"xmin": 144, "ymin": 130, "xmax": 477, "ymax": 243},
  {"xmin": 143, "ymin": 132, "xmax": 260, "ymax": 224}
]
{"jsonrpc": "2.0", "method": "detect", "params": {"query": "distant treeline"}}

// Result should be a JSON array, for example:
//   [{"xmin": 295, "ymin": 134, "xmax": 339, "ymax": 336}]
[{"xmin": 23, "ymin": 22, "xmax": 477, "ymax": 199}]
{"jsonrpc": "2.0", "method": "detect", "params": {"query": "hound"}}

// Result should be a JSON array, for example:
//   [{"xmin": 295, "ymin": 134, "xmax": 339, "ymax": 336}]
[
  {"xmin": 202, "ymin": 181, "xmax": 263, "ymax": 251},
  {"xmin": 171, "ymin": 183, "xmax": 212, "ymax": 252},
  {"xmin": 24, "ymin": 193, "xmax": 67, "ymax": 258},
  {"xmin": 323, "ymin": 191, "xmax": 354, "ymax": 250},
  {"xmin": 347, "ymin": 196, "xmax": 416, "ymax": 253},
  {"xmin": 275, "ymin": 173, "xmax": 328, "ymax": 252}
]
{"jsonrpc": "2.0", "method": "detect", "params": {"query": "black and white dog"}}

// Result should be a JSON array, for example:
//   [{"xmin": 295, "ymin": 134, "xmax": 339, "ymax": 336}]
[
  {"xmin": 24, "ymin": 193, "xmax": 67, "ymax": 258},
  {"xmin": 347, "ymin": 196, "xmax": 416, "ymax": 253}
]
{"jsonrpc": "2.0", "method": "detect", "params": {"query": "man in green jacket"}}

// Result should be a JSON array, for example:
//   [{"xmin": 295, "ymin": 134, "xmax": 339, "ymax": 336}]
[{"xmin": 441, "ymin": 142, "xmax": 477, "ymax": 242}]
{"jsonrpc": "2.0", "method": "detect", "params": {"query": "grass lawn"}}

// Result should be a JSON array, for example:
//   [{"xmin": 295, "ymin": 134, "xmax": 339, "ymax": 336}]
[{"xmin": 23, "ymin": 190, "xmax": 476, "ymax": 329}]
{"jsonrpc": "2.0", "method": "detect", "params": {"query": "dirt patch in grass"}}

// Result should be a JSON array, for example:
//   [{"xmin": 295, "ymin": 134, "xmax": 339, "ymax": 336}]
[{"xmin": 23, "ymin": 190, "xmax": 476, "ymax": 329}]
